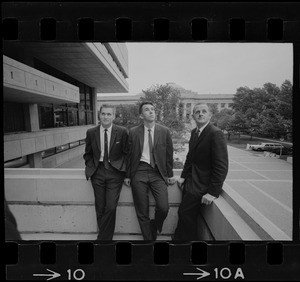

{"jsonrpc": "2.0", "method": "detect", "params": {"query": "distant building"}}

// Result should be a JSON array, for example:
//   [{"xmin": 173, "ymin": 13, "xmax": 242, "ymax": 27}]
[
  {"xmin": 3, "ymin": 42, "xmax": 129, "ymax": 168},
  {"xmin": 98, "ymin": 82, "xmax": 234, "ymax": 119}
]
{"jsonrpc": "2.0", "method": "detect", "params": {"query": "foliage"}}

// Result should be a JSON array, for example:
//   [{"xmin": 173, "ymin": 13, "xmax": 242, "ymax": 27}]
[
  {"xmin": 229, "ymin": 80, "xmax": 293, "ymax": 140},
  {"xmin": 114, "ymin": 104, "xmax": 140, "ymax": 128},
  {"xmin": 140, "ymin": 84, "xmax": 186, "ymax": 135}
]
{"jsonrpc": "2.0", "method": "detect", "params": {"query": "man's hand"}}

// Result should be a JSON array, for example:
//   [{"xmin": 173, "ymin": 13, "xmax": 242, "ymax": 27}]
[
  {"xmin": 201, "ymin": 193, "xmax": 216, "ymax": 205},
  {"xmin": 176, "ymin": 177, "xmax": 185, "ymax": 190},
  {"xmin": 124, "ymin": 178, "xmax": 131, "ymax": 187},
  {"xmin": 167, "ymin": 177, "xmax": 176, "ymax": 185}
]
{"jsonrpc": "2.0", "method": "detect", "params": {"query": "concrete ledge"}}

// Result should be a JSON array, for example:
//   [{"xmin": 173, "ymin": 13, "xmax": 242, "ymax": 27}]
[
  {"xmin": 5, "ymin": 168, "xmax": 181, "ymax": 239},
  {"xmin": 5, "ymin": 168, "xmax": 291, "ymax": 241},
  {"xmin": 220, "ymin": 185, "xmax": 291, "ymax": 240},
  {"xmin": 200, "ymin": 196, "xmax": 261, "ymax": 240}
]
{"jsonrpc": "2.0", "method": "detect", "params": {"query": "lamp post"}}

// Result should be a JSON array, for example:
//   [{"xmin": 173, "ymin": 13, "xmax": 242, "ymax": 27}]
[{"xmin": 280, "ymin": 138, "xmax": 284, "ymax": 157}]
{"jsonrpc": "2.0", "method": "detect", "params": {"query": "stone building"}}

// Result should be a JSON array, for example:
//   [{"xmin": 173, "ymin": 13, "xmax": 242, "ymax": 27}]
[{"xmin": 98, "ymin": 82, "xmax": 234, "ymax": 119}]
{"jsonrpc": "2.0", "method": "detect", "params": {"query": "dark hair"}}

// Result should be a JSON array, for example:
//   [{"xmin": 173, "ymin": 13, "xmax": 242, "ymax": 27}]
[
  {"xmin": 139, "ymin": 101, "xmax": 154, "ymax": 114},
  {"xmin": 99, "ymin": 104, "xmax": 115, "ymax": 114}
]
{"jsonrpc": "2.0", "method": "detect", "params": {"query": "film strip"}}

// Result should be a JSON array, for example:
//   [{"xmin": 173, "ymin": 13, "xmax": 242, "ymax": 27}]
[{"xmin": 3, "ymin": 2, "xmax": 300, "ymax": 281}]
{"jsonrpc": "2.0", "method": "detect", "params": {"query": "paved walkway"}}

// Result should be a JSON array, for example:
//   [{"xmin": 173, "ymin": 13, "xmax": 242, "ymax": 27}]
[{"xmin": 57, "ymin": 145, "xmax": 293, "ymax": 239}]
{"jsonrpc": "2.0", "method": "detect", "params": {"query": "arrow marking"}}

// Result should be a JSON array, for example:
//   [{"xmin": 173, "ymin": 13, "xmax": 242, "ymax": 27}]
[
  {"xmin": 183, "ymin": 267, "xmax": 210, "ymax": 280},
  {"xmin": 33, "ymin": 269, "xmax": 61, "ymax": 281}
]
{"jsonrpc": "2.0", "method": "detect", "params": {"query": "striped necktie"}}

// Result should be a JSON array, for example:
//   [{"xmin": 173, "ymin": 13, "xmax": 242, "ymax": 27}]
[{"xmin": 148, "ymin": 129, "xmax": 155, "ymax": 168}]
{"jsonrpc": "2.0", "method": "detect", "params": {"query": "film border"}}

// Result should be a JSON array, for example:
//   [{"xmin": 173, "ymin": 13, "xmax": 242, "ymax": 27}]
[{"xmin": 3, "ymin": 1, "xmax": 300, "ymax": 281}]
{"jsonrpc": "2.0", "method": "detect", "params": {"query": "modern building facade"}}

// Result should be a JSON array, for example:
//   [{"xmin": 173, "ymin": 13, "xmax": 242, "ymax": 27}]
[
  {"xmin": 97, "ymin": 82, "xmax": 234, "ymax": 119},
  {"xmin": 3, "ymin": 42, "xmax": 129, "ymax": 168}
]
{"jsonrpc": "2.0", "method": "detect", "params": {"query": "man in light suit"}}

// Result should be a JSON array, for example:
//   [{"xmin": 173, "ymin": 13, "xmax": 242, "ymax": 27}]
[
  {"xmin": 124, "ymin": 101, "xmax": 175, "ymax": 240},
  {"xmin": 173, "ymin": 103, "xmax": 228, "ymax": 241},
  {"xmin": 83, "ymin": 104, "xmax": 128, "ymax": 240}
]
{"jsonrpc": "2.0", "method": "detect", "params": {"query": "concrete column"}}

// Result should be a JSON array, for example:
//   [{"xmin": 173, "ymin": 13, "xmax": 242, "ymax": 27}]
[
  {"xmin": 191, "ymin": 103, "xmax": 195, "ymax": 114},
  {"xmin": 183, "ymin": 103, "xmax": 187, "ymax": 119},
  {"xmin": 28, "ymin": 152, "xmax": 43, "ymax": 168},
  {"xmin": 217, "ymin": 103, "xmax": 221, "ymax": 111},
  {"xmin": 92, "ymin": 88, "xmax": 98, "ymax": 125},
  {"xmin": 23, "ymin": 104, "xmax": 39, "ymax": 132}
]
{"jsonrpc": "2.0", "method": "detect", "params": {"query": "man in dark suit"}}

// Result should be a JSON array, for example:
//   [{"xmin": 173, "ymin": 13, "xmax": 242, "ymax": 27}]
[
  {"xmin": 173, "ymin": 103, "xmax": 228, "ymax": 241},
  {"xmin": 83, "ymin": 104, "xmax": 128, "ymax": 240},
  {"xmin": 124, "ymin": 101, "xmax": 175, "ymax": 240}
]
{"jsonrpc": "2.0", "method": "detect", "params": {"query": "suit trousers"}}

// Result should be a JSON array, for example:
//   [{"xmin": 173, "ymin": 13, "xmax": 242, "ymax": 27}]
[
  {"xmin": 173, "ymin": 177, "xmax": 203, "ymax": 241},
  {"xmin": 91, "ymin": 162, "xmax": 125, "ymax": 240},
  {"xmin": 131, "ymin": 162, "xmax": 169, "ymax": 240}
]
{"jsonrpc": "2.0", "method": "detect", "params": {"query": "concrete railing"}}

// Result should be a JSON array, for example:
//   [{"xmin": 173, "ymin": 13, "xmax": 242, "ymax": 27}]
[{"xmin": 5, "ymin": 168, "xmax": 291, "ymax": 241}]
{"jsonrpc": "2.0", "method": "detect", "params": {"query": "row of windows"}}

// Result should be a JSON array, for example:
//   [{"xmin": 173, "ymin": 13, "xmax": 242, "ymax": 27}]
[
  {"xmin": 4, "ymin": 140, "xmax": 86, "ymax": 167},
  {"xmin": 41, "ymin": 140, "xmax": 86, "ymax": 159},
  {"xmin": 4, "ymin": 156, "xmax": 28, "ymax": 168}
]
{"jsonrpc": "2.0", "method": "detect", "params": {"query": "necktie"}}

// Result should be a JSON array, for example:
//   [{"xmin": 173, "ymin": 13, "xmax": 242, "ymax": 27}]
[
  {"xmin": 197, "ymin": 128, "xmax": 201, "ymax": 137},
  {"xmin": 148, "ymin": 129, "xmax": 155, "ymax": 168},
  {"xmin": 104, "ymin": 129, "xmax": 109, "ymax": 169}
]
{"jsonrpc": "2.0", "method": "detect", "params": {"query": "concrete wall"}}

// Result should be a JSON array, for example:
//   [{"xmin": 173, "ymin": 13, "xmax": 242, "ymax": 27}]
[
  {"xmin": 3, "ymin": 55, "xmax": 80, "ymax": 104},
  {"xmin": 4, "ymin": 125, "xmax": 93, "ymax": 162},
  {"xmin": 4, "ymin": 169, "xmax": 182, "ymax": 239},
  {"xmin": 42, "ymin": 145, "xmax": 85, "ymax": 168},
  {"xmin": 5, "ymin": 168, "xmax": 291, "ymax": 241}
]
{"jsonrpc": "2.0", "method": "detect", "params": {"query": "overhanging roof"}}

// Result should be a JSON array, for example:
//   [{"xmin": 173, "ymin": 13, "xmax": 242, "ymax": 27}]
[{"xmin": 7, "ymin": 42, "xmax": 129, "ymax": 93}]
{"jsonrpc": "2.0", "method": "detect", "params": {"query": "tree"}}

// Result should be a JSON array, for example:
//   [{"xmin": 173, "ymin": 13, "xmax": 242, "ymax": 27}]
[
  {"xmin": 231, "ymin": 80, "xmax": 292, "ymax": 140},
  {"xmin": 140, "ymin": 84, "xmax": 185, "ymax": 135},
  {"xmin": 114, "ymin": 104, "xmax": 140, "ymax": 128}
]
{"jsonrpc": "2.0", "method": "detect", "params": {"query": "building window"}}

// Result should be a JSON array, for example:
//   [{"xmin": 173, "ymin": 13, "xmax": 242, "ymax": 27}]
[
  {"xmin": 3, "ymin": 102, "xmax": 26, "ymax": 133},
  {"xmin": 41, "ymin": 148, "xmax": 56, "ymax": 159},
  {"xmin": 39, "ymin": 103, "xmax": 54, "ymax": 129},
  {"xmin": 54, "ymin": 104, "xmax": 68, "ymax": 127},
  {"xmin": 4, "ymin": 156, "xmax": 28, "ymax": 168},
  {"xmin": 70, "ymin": 141, "xmax": 80, "ymax": 148},
  {"xmin": 56, "ymin": 144, "xmax": 70, "ymax": 153},
  {"xmin": 41, "ymin": 140, "xmax": 84, "ymax": 159}
]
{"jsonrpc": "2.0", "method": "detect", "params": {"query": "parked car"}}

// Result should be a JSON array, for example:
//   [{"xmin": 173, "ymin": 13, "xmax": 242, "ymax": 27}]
[
  {"xmin": 250, "ymin": 142, "xmax": 284, "ymax": 151},
  {"xmin": 264, "ymin": 146, "xmax": 293, "ymax": 155}
]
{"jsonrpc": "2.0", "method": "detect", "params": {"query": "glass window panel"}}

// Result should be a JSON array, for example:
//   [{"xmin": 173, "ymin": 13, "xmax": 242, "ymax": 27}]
[
  {"xmin": 4, "ymin": 156, "xmax": 28, "ymax": 168},
  {"xmin": 41, "ymin": 148, "xmax": 56, "ymax": 159},
  {"xmin": 56, "ymin": 144, "xmax": 69, "ymax": 153},
  {"xmin": 87, "ymin": 111, "xmax": 93, "ymax": 124},
  {"xmin": 79, "ymin": 110, "xmax": 86, "ymax": 125},
  {"xmin": 70, "ymin": 141, "xmax": 80, "ymax": 148},
  {"xmin": 68, "ymin": 109, "xmax": 78, "ymax": 126},
  {"xmin": 80, "ymin": 139, "xmax": 86, "ymax": 145},
  {"xmin": 39, "ymin": 104, "xmax": 54, "ymax": 129},
  {"xmin": 54, "ymin": 106, "xmax": 68, "ymax": 127}
]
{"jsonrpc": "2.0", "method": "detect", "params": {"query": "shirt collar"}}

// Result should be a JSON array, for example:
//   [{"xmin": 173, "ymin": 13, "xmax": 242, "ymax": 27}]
[
  {"xmin": 100, "ymin": 125, "xmax": 112, "ymax": 133},
  {"xmin": 197, "ymin": 121, "xmax": 209, "ymax": 133},
  {"xmin": 144, "ymin": 124, "xmax": 155, "ymax": 132}
]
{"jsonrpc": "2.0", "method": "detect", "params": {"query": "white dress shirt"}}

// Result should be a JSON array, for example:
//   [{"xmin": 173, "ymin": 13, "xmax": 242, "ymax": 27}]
[
  {"xmin": 197, "ymin": 121, "xmax": 209, "ymax": 136},
  {"xmin": 140, "ymin": 125, "xmax": 155, "ymax": 165},
  {"xmin": 99, "ymin": 125, "xmax": 112, "ymax": 161}
]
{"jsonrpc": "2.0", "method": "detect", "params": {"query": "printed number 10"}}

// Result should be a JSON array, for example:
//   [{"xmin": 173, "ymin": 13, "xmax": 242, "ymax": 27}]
[{"xmin": 67, "ymin": 269, "xmax": 85, "ymax": 280}]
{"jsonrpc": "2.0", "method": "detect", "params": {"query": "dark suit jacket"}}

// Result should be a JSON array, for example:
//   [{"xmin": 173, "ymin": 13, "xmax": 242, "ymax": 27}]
[
  {"xmin": 181, "ymin": 122, "xmax": 228, "ymax": 198},
  {"xmin": 126, "ymin": 123, "xmax": 174, "ymax": 184},
  {"xmin": 83, "ymin": 124, "xmax": 128, "ymax": 180}
]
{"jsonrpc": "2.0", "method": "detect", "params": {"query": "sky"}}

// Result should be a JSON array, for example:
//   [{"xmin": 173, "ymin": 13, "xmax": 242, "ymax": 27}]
[{"xmin": 102, "ymin": 43, "xmax": 293, "ymax": 96}]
